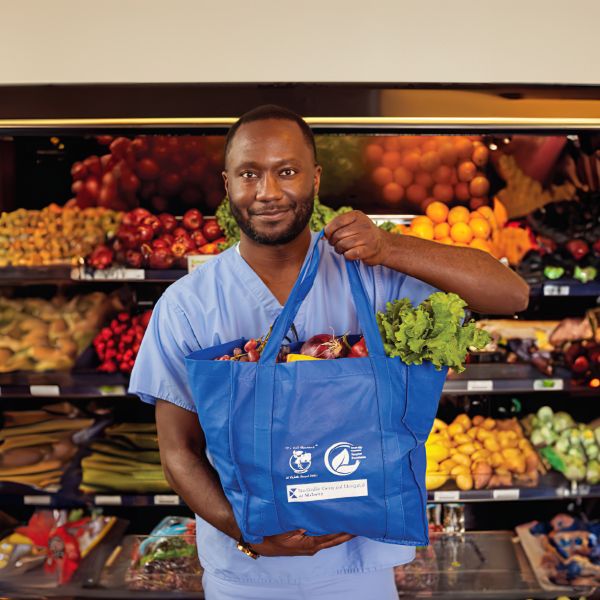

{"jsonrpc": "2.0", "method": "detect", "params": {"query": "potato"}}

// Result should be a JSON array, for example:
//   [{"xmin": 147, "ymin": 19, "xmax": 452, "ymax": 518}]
[
  {"xmin": 450, "ymin": 465, "xmax": 471, "ymax": 477},
  {"xmin": 472, "ymin": 449, "xmax": 491, "ymax": 462},
  {"xmin": 472, "ymin": 461, "xmax": 492, "ymax": 489},
  {"xmin": 472, "ymin": 415, "xmax": 484, "ymax": 427},
  {"xmin": 482, "ymin": 418, "xmax": 496, "ymax": 431},
  {"xmin": 457, "ymin": 443, "xmax": 476, "ymax": 456},
  {"xmin": 466, "ymin": 427, "xmax": 478, "ymax": 440},
  {"xmin": 484, "ymin": 438, "xmax": 501, "ymax": 453},
  {"xmin": 451, "ymin": 453, "xmax": 471, "ymax": 467},
  {"xmin": 447, "ymin": 423, "xmax": 464, "ymax": 438},
  {"xmin": 439, "ymin": 459, "xmax": 457, "ymax": 473},
  {"xmin": 476, "ymin": 428, "xmax": 493, "ymax": 442},
  {"xmin": 453, "ymin": 433, "xmax": 472, "ymax": 445},
  {"xmin": 456, "ymin": 473, "xmax": 474, "ymax": 491},
  {"xmin": 453, "ymin": 414, "xmax": 472, "ymax": 430},
  {"xmin": 426, "ymin": 472, "xmax": 449, "ymax": 490},
  {"xmin": 490, "ymin": 452, "xmax": 504, "ymax": 468}
]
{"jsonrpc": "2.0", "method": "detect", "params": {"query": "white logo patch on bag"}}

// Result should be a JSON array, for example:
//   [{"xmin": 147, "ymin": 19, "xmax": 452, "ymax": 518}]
[
  {"xmin": 324, "ymin": 442, "xmax": 365, "ymax": 476},
  {"xmin": 289, "ymin": 450, "xmax": 312, "ymax": 474},
  {"xmin": 287, "ymin": 479, "xmax": 368, "ymax": 502}
]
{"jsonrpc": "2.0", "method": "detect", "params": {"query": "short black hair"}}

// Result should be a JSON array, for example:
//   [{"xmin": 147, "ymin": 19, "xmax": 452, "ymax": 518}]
[{"xmin": 224, "ymin": 104, "xmax": 317, "ymax": 167}]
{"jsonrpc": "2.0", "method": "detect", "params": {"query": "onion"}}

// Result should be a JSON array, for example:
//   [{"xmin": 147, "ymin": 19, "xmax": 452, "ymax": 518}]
[{"xmin": 300, "ymin": 334, "xmax": 349, "ymax": 360}]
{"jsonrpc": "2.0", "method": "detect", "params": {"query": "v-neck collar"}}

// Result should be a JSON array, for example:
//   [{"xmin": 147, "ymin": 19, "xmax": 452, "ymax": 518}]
[{"xmin": 233, "ymin": 232, "xmax": 320, "ymax": 322}]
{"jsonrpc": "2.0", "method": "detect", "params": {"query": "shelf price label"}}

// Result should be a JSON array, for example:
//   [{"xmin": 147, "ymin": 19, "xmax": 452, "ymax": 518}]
[
  {"xmin": 492, "ymin": 489, "xmax": 520, "ymax": 500},
  {"xmin": 99, "ymin": 385, "xmax": 127, "ymax": 396},
  {"xmin": 94, "ymin": 495, "xmax": 122, "ymax": 506},
  {"xmin": 154, "ymin": 494, "xmax": 181, "ymax": 505},
  {"xmin": 24, "ymin": 495, "xmax": 51, "ymax": 505},
  {"xmin": 543, "ymin": 284, "xmax": 570, "ymax": 296},
  {"xmin": 30, "ymin": 385, "xmax": 60, "ymax": 397},
  {"xmin": 466, "ymin": 380, "xmax": 494, "ymax": 392},
  {"xmin": 72, "ymin": 267, "xmax": 145, "ymax": 281},
  {"xmin": 433, "ymin": 491, "xmax": 460, "ymax": 502},
  {"xmin": 533, "ymin": 378, "xmax": 564, "ymax": 391},
  {"xmin": 187, "ymin": 255, "xmax": 214, "ymax": 273}
]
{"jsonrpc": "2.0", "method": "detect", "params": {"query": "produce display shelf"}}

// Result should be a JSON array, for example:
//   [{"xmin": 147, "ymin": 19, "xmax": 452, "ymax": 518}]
[
  {"xmin": 70, "ymin": 265, "xmax": 189, "ymax": 283},
  {"xmin": 528, "ymin": 278, "xmax": 600, "ymax": 298},
  {"xmin": 443, "ymin": 363, "xmax": 590, "ymax": 395},
  {"xmin": 0, "ymin": 264, "xmax": 73, "ymax": 283},
  {"xmin": 0, "ymin": 371, "xmax": 129, "ymax": 398},
  {"xmin": 1, "ymin": 491, "xmax": 184, "ymax": 508},
  {"xmin": 428, "ymin": 473, "xmax": 599, "ymax": 503}
]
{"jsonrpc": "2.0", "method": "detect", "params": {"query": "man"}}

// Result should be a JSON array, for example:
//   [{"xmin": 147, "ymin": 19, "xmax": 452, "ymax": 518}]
[{"xmin": 130, "ymin": 105, "xmax": 529, "ymax": 599}]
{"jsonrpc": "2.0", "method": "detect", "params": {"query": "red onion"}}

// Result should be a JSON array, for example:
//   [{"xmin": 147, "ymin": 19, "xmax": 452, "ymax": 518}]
[{"xmin": 300, "ymin": 334, "xmax": 349, "ymax": 360}]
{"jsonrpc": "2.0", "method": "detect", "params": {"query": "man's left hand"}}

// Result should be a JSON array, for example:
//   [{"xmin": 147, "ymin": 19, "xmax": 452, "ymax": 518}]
[{"xmin": 324, "ymin": 210, "xmax": 388, "ymax": 266}]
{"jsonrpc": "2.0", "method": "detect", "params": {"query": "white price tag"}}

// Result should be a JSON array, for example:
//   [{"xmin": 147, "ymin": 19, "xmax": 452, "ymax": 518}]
[
  {"xmin": 434, "ymin": 491, "xmax": 460, "ymax": 502},
  {"xmin": 74, "ymin": 267, "xmax": 145, "ymax": 280},
  {"xmin": 492, "ymin": 488, "xmax": 520, "ymax": 500},
  {"xmin": 467, "ymin": 380, "xmax": 494, "ymax": 392},
  {"xmin": 543, "ymin": 284, "xmax": 570, "ymax": 296},
  {"xmin": 154, "ymin": 495, "xmax": 180, "ymax": 505},
  {"xmin": 94, "ymin": 495, "xmax": 122, "ymax": 506},
  {"xmin": 533, "ymin": 378, "xmax": 564, "ymax": 391},
  {"xmin": 30, "ymin": 385, "xmax": 59, "ymax": 397},
  {"xmin": 187, "ymin": 255, "xmax": 214, "ymax": 273},
  {"xmin": 24, "ymin": 495, "xmax": 51, "ymax": 505}
]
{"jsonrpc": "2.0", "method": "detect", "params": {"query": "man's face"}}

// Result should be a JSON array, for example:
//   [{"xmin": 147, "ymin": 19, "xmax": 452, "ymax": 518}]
[{"xmin": 223, "ymin": 119, "xmax": 321, "ymax": 245}]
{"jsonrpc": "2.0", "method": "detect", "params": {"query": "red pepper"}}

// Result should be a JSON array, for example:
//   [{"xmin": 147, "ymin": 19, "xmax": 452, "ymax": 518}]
[{"xmin": 348, "ymin": 337, "xmax": 368, "ymax": 358}]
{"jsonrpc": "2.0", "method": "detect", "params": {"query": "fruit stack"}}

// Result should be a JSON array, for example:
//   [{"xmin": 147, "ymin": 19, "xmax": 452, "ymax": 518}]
[
  {"xmin": 396, "ymin": 200, "xmax": 508, "ymax": 254},
  {"xmin": 363, "ymin": 135, "xmax": 491, "ymax": 211},
  {"xmin": 87, "ymin": 207, "xmax": 225, "ymax": 271},
  {"xmin": 0, "ymin": 205, "xmax": 122, "ymax": 267},
  {"xmin": 425, "ymin": 414, "xmax": 544, "ymax": 491}
]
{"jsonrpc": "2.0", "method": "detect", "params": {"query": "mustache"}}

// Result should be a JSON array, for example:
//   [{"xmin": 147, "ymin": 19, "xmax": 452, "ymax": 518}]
[{"xmin": 249, "ymin": 203, "xmax": 295, "ymax": 216}]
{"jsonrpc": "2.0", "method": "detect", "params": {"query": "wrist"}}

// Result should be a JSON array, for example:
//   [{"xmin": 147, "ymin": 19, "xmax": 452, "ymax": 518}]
[
  {"xmin": 236, "ymin": 534, "xmax": 260, "ymax": 559},
  {"xmin": 379, "ymin": 230, "xmax": 406, "ymax": 269}
]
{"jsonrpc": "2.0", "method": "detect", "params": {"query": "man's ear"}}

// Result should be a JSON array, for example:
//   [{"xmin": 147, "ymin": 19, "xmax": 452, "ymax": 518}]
[
  {"xmin": 313, "ymin": 165, "xmax": 322, "ymax": 196},
  {"xmin": 222, "ymin": 171, "xmax": 229, "ymax": 195}
]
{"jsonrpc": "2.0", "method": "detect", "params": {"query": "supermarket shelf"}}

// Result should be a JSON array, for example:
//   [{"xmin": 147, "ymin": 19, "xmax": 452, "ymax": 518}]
[
  {"xmin": 70, "ymin": 265, "xmax": 189, "ymax": 283},
  {"xmin": 427, "ymin": 473, "xmax": 600, "ymax": 503},
  {"xmin": 443, "ymin": 363, "xmax": 591, "ymax": 395},
  {"xmin": 529, "ymin": 278, "xmax": 600, "ymax": 297},
  {"xmin": 0, "ymin": 490, "xmax": 184, "ymax": 508},
  {"xmin": 0, "ymin": 370, "xmax": 129, "ymax": 398},
  {"xmin": 0, "ymin": 264, "xmax": 73, "ymax": 284}
]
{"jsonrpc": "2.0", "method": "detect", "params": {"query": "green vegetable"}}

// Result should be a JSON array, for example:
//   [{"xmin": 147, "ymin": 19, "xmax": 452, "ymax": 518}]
[
  {"xmin": 564, "ymin": 457, "xmax": 587, "ymax": 482},
  {"xmin": 530, "ymin": 429, "xmax": 545, "ymax": 447},
  {"xmin": 586, "ymin": 460, "xmax": 600, "ymax": 485},
  {"xmin": 554, "ymin": 437, "xmax": 570, "ymax": 454},
  {"xmin": 536, "ymin": 406, "xmax": 554, "ymax": 423},
  {"xmin": 378, "ymin": 221, "xmax": 397, "ymax": 233},
  {"xmin": 376, "ymin": 292, "xmax": 491, "ymax": 373},
  {"xmin": 574, "ymin": 265, "xmax": 597, "ymax": 284},
  {"xmin": 543, "ymin": 265, "xmax": 565, "ymax": 280},
  {"xmin": 585, "ymin": 444, "xmax": 599, "ymax": 461},
  {"xmin": 309, "ymin": 196, "xmax": 352, "ymax": 232},
  {"xmin": 553, "ymin": 411, "xmax": 576, "ymax": 433}
]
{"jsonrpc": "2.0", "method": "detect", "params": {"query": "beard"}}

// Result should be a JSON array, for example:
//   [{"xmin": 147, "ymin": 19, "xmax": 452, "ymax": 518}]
[{"xmin": 230, "ymin": 193, "xmax": 314, "ymax": 246}]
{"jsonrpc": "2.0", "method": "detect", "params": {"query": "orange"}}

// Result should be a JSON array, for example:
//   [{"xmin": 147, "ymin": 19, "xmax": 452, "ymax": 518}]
[
  {"xmin": 454, "ymin": 137, "xmax": 474, "ymax": 160},
  {"xmin": 420, "ymin": 151, "xmax": 441, "ymax": 173},
  {"xmin": 470, "ymin": 176, "xmax": 490, "ymax": 197},
  {"xmin": 454, "ymin": 241, "xmax": 470, "ymax": 248},
  {"xmin": 406, "ymin": 183, "xmax": 427, "ymax": 204},
  {"xmin": 426, "ymin": 201, "xmax": 450, "ymax": 224},
  {"xmin": 402, "ymin": 151, "xmax": 421, "ymax": 172},
  {"xmin": 476, "ymin": 205, "xmax": 494, "ymax": 220},
  {"xmin": 432, "ymin": 164, "xmax": 453, "ymax": 184},
  {"xmin": 411, "ymin": 221, "xmax": 434, "ymax": 240},
  {"xmin": 447, "ymin": 206, "xmax": 470, "ymax": 226},
  {"xmin": 450, "ymin": 222, "xmax": 474, "ymax": 244},
  {"xmin": 470, "ymin": 197, "xmax": 487, "ymax": 211},
  {"xmin": 421, "ymin": 138, "xmax": 438, "ymax": 153},
  {"xmin": 469, "ymin": 238, "xmax": 491, "ymax": 252},
  {"xmin": 433, "ymin": 222, "xmax": 450, "ymax": 239},
  {"xmin": 457, "ymin": 160, "xmax": 477, "ymax": 182},
  {"xmin": 439, "ymin": 143, "xmax": 458, "ymax": 166},
  {"xmin": 472, "ymin": 145, "xmax": 489, "ymax": 167},
  {"xmin": 415, "ymin": 171, "xmax": 434, "ymax": 189},
  {"xmin": 399, "ymin": 136, "xmax": 421, "ymax": 150},
  {"xmin": 469, "ymin": 217, "xmax": 491, "ymax": 239},
  {"xmin": 411, "ymin": 215, "xmax": 434, "ymax": 228},
  {"xmin": 437, "ymin": 237, "xmax": 454, "ymax": 245},
  {"xmin": 383, "ymin": 137, "xmax": 402, "ymax": 151},
  {"xmin": 382, "ymin": 151, "xmax": 402, "ymax": 170},
  {"xmin": 433, "ymin": 183, "xmax": 454, "ymax": 203},
  {"xmin": 393, "ymin": 166, "xmax": 413, "ymax": 187},
  {"xmin": 364, "ymin": 143, "xmax": 384, "ymax": 165},
  {"xmin": 454, "ymin": 182, "xmax": 470, "ymax": 202},
  {"xmin": 381, "ymin": 182, "xmax": 404, "ymax": 204},
  {"xmin": 372, "ymin": 166, "xmax": 393, "ymax": 187}
]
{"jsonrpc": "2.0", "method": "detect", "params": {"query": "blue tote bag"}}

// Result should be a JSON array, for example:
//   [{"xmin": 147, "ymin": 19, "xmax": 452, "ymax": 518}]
[{"xmin": 185, "ymin": 232, "xmax": 447, "ymax": 546}]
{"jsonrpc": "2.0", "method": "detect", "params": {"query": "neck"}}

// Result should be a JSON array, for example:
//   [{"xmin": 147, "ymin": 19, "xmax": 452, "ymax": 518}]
[{"xmin": 239, "ymin": 227, "xmax": 312, "ymax": 272}]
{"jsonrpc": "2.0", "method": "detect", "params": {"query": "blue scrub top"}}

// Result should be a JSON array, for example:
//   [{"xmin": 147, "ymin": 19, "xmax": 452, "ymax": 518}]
[{"xmin": 129, "ymin": 232, "xmax": 436, "ymax": 585}]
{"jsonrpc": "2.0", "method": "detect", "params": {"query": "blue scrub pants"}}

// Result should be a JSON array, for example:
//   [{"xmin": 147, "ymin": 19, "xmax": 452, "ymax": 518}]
[{"xmin": 202, "ymin": 568, "xmax": 397, "ymax": 599}]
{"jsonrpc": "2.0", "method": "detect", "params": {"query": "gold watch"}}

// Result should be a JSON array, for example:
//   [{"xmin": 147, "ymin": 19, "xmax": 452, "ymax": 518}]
[{"xmin": 236, "ymin": 535, "xmax": 259, "ymax": 559}]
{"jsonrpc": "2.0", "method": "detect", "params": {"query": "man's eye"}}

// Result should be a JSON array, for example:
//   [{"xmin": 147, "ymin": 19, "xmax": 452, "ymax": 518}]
[
  {"xmin": 241, "ymin": 172, "xmax": 258, "ymax": 179},
  {"xmin": 280, "ymin": 169, "xmax": 297, "ymax": 176}
]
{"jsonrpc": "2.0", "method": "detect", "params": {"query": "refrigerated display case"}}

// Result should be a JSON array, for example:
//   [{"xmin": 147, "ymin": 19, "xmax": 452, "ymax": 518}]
[{"xmin": 0, "ymin": 83, "xmax": 599, "ymax": 598}]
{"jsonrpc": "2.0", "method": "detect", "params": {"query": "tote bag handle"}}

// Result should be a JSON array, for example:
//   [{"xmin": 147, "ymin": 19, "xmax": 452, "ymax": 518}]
[{"xmin": 259, "ymin": 231, "xmax": 386, "ymax": 364}]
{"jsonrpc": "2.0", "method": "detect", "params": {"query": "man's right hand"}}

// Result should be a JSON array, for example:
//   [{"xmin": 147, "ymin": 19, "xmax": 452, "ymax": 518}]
[{"xmin": 251, "ymin": 530, "xmax": 354, "ymax": 557}]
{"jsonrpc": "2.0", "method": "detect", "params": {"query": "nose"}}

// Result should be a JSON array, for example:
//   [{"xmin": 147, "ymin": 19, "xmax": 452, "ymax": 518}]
[{"xmin": 256, "ymin": 172, "xmax": 282, "ymax": 202}]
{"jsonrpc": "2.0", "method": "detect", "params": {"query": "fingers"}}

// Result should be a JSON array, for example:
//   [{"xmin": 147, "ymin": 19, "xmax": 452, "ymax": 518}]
[
  {"xmin": 324, "ymin": 211, "xmax": 359, "ymax": 239},
  {"xmin": 314, "ymin": 533, "xmax": 355, "ymax": 551},
  {"xmin": 344, "ymin": 244, "xmax": 371, "ymax": 262}
]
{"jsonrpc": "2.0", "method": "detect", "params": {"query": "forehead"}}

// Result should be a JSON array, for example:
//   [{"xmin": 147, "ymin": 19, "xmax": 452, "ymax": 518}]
[{"xmin": 228, "ymin": 119, "xmax": 313, "ymax": 165}]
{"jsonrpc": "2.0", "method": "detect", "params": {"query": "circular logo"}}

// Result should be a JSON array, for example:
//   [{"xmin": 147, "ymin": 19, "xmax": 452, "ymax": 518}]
[
  {"xmin": 324, "ymin": 442, "xmax": 361, "ymax": 476},
  {"xmin": 289, "ymin": 450, "xmax": 312, "ymax": 474}
]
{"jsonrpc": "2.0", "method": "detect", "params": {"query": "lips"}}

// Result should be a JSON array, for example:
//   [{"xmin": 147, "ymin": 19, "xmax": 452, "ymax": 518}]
[{"xmin": 251, "ymin": 207, "xmax": 291, "ymax": 222}]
